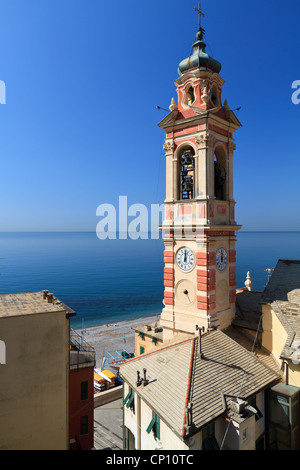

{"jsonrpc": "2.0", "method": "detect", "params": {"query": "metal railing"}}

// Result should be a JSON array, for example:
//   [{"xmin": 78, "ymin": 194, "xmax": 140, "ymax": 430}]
[{"xmin": 70, "ymin": 328, "xmax": 95, "ymax": 369}]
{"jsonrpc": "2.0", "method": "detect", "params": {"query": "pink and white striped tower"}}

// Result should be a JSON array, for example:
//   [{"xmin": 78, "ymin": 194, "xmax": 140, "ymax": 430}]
[{"xmin": 158, "ymin": 13, "xmax": 242, "ymax": 341}]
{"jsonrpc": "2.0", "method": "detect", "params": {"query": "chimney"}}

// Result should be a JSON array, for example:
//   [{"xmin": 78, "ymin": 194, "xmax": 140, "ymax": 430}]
[
  {"xmin": 42, "ymin": 290, "xmax": 49, "ymax": 300},
  {"xmin": 136, "ymin": 371, "xmax": 142, "ymax": 387},
  {"xmin": 46, "ymin": 293, "xmax": 54, "ymax": 304},
  {"xmin": 142, "ymin": 368, "xmax": 149, "ymax": 387},
  {"xmin": 196, "ymin": 325, "xmax": 205, "ymax": 359},
  {"xmin": 185, "ymin": 402, "xmax": 195, "ymax": 434}
]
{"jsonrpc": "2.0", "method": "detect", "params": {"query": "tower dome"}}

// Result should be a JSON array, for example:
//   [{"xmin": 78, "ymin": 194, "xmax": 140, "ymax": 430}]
[{"xmin": 178, "ymin": 27, "xmax": 222, "ymax": 75}]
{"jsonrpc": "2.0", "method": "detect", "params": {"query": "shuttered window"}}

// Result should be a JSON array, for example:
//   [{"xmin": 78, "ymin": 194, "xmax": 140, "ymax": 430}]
[
  {"xmin": 123, "ymin": 386, "xmax": 135, "ymax": 412},
  {"xmin": 146, "ymin": 411, "xmax": 160, "ymax": 440}
]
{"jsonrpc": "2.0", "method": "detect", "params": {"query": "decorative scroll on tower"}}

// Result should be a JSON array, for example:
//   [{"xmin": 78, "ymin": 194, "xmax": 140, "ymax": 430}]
[{"xmin": 158, "ymin": 6, "xmax": 242, "ymax": 341}]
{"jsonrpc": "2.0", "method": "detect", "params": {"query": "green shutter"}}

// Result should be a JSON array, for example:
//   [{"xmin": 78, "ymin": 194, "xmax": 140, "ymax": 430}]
[
  {"xmin": 146, "ymin": 416, "xmax": 156, "ymax": 435},
  {"xmin": 127, "ymin": 390, "xmax": 134, "ymax": 410},
  {"xmin": 155, "ymin": 414, "xmax": 160, "ymax": 440},
  {"xmin": 124, "ymin": 427, "xmax": 129, "ymax": 450},
  {"xmin": 81, "ymin": 381, "xmax": 88, "ymax": 400},
  {"xmin": 124, "ymin": 387, "xmax": 134, "ymax": 411},
  {"xmin": 146, "ymin": 412, "xmax": 160, "ymax": 440},
  {"xmin": 123, "ymin": 389, "xmax": 131, "ymax": 406}
]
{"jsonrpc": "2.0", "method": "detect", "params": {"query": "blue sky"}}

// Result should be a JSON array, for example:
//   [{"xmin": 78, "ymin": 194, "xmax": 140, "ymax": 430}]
[{"xmin": 0, "ymin": 0, "xmax": 299, "ymax": 232}]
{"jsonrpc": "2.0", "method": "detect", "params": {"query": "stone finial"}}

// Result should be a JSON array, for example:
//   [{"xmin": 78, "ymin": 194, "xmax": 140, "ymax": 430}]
[
  {"xmin": 169, "ymin": 97, "xmax": 177, "ymax": 112},
  {"xmin": 200, "ymin": 80, "xmax": 210, "ymax": 104},
  {"xmin": 245, "ymin": 272, "xmax": 253, "ymax": 291}
]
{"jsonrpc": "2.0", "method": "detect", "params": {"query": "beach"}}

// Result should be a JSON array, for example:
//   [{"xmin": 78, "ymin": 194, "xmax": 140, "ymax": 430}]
[{"xmin": 75, "ymin": 314, "xmax": 160, "ymax": 369}]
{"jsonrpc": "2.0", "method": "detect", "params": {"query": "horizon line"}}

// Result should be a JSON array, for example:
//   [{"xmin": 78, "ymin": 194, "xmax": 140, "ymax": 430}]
[{"xmin": 0, "ymin": 230, "xmax": 300, "ymax": 234}]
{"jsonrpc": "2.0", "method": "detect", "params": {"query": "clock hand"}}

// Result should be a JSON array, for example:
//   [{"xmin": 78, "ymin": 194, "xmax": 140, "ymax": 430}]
[{"xmin": 184, "ymin": 289, "xmax": 190, "ymax": 302}]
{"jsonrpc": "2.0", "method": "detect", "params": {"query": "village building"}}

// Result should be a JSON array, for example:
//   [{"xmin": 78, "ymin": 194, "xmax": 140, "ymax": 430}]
[
  {"xmin": 120, "ymin": 6, "xmax": 300, "ymax": 451},
  {"xmin": 69, "ymin": 328, "xmax": 95, "ymax": 450},
  {"xmin": 121, "ymin": 329, "xmax": 281, "ymax": 450},
  {"xmin": 0, "ymin": 290, "xmax": 95, "ymax": 450}
]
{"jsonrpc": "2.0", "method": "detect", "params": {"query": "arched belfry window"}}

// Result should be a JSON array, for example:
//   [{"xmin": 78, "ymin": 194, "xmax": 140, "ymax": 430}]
[
  {"xmin": 183, "ymin": 85, "xmax": 196, "ymax": 107},
  {"xmin": 179, "ymin": 149, "xmax": 195, "ymax": 200},
  {"xmin": 214, "ymin": 147, "xmax": 227, "ymax": 201},
  {"xmin": 210, "ymin": 85, "xmax": 219, "ymax": 108},
  {"xmin": 186, "ymin": 86, "xmax": 195, "ymax": 105}
]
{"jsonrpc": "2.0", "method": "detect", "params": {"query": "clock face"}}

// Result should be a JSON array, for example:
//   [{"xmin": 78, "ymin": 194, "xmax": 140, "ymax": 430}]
[
  {"xmin": 176, "ymin": 248, "xmax": 195, "ymax": 272},
  {"xmin": 216, "ymin": 248, "xmax": 228, "ymax": 272},
  {"xmin": 176, "ymin": 280, "xmax": 196, "ymax": 306}
]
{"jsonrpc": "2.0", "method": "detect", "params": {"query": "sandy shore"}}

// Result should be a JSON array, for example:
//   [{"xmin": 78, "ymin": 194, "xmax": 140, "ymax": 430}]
[{"xmin": 75, "ymin": 314, "xmax": 161, "ymax": 369}]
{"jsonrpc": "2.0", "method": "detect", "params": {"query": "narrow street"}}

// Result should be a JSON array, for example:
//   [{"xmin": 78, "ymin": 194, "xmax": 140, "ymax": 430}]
[{"xmin": 93, "ymin": 399, "xmax": 123, "ymax": 450}]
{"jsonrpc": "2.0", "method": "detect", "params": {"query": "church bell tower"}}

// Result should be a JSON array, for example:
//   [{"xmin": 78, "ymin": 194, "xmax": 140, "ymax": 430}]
[{"xmin": 158, "ymin": 5, "xmax": 242, "ymax": 341}]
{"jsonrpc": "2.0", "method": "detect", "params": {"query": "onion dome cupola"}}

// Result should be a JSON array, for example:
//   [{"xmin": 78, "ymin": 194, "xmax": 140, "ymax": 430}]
[
  {"xmin": 178, "ymin": 27, "xmax": 222, "ymax": 75},
  {"xmin": 173, "ymin": 4, "xmax": 225, "ymax": 114}
]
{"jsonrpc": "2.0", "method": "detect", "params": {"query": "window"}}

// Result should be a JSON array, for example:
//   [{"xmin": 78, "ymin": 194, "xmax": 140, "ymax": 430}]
[
  {"xmin": 214, "ymin": 146, "xmax": 228, "ymax": 201},
  {"xmin": 179, "ymin": 149, "xmax": 195, "ymax": 200},
  {"xmin": 146, "ymin": 411, "xmax": 160, "ymax": 440},
  {"xmin": 268, "ymin": 387, "xmax": 299, "ymax": 450},
  {"xmin": 123, "ymin": 386, "xmax": 135, "ymax": 412},
  {"xmin": 210, "ymin": 85, "xmax": 219, "ymax": 107},
  {"xmin": 183, "ymin": 85, "xmax": 196, "ymax": 107},
  {"xmin": 186, "ymin": 86, "xmax": 195, "ymax": 105},
  {"xmin": 202, "ymin": 422, "xmax": 219, "ymax": 450},
  {"xmin": 140, "ymin": 346, "xmax": 145, "ymax": 355},
  {"xmin": 124, "ymin": 427, "xmax": 135, "ymax": 450},
  {"xmin": 80, "ymin": 416, "xmax": 88, "ymax": 435},
  {"xmin": 81, "ymin": 381, "xmax": 88, "ymax": 401}
]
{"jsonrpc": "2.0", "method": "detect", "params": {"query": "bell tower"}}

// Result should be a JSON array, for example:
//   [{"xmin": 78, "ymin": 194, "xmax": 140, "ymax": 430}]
[{"xmin": 158, "ymin": 6, "xmax": 242, "ymax": 341}]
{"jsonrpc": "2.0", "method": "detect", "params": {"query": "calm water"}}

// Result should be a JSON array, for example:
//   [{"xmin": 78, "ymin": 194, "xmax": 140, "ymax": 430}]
[{"xmin": 0, "ymin": 231, "xmax": 299, "ymax": 329}]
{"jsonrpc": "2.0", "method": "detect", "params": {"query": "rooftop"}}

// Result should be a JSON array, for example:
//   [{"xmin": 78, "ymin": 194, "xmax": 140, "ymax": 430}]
[
  {"xmin": 133, "ymin": 321, "xmax": 164, "ymax": 342},
  {"xmin": 0, "ymin": 291, "xmax": 76, "ymax": 319},
  {"xmin": 262, "ymin": 259, "xmax": 300, "ymax": 362},
  {"xmin": 233, "ymin": 289, "xmax": 263, "ymax": 332},
  {"xmin": 119, "ymin": 329, "xmax": 281, "ymax": 440}
]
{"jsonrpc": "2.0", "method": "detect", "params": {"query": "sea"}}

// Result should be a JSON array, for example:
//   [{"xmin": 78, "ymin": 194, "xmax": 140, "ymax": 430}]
[{"xmin": 0, "ymin": 231, "xmax": 300, "ymax": 330}]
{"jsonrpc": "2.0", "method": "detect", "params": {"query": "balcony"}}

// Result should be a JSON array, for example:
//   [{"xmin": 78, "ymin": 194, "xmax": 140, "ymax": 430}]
[{"xmin": 70, "ymin": 328, "xmax": 95, "ymax": 370}]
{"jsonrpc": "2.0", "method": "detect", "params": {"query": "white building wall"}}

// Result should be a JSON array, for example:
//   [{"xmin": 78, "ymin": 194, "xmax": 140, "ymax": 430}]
[
  {"xmin": 123, "ymin": 383, "xmax": 266, "ymax": 451},
  {"xmin": 123, "ymin": 382, "xmax": 190, "ymax": 450}
]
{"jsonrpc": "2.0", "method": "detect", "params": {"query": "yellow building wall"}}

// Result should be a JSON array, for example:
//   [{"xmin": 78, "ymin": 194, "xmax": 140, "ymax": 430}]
[
  {"xmin": 262, "ymin": 304, "xmax": 300, "ymax": 388},
  {"xmin": 262, "ymin": 304, "xmax": 288, "ymax": 367},
  {"xmin": 134, "ymin": 332, "xmax": 161, "ymax": 357},
  {"xmin": 0, "ymin": 312, "xmax": 70, "ymax": 450},
  {"xmin": 287, "ymin": 363, "xmax": 300, "ymax": 389}
]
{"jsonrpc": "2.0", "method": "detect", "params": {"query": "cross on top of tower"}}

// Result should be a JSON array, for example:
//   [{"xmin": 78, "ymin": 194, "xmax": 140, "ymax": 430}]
[{"xmin": 194, "ymin": 1, "xmax": 205, "ymax": 30}]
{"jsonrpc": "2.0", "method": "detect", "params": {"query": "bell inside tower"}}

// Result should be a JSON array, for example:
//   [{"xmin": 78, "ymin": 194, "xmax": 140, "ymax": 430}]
[
  {"xmin": 179, "ymin": 149, "xmax": 195, "ymax": 200},
  {"xmin": 186, "ymin": 86, "xmax": 196, "ymax": 106},
  {"xmin": 214, "ymin": 147, "xmax": 227, "ymax": 201},
  {"xmin": 210, "ymin": 85, "xmax": 219, "ymax": 107}
]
